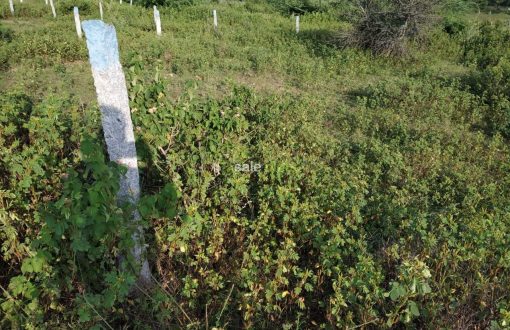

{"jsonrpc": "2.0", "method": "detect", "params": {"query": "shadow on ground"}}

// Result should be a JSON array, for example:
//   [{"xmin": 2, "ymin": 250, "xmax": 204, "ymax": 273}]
[{"xmin": 296, "ymin": 28, "xmax": 341, "ymax": 58}]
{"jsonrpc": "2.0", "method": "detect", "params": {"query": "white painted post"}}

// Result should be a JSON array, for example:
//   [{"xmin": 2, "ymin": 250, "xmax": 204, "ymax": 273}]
[
  {"xmin": 82, "ymin": 20, "xmax": 152, "ymax": 288},
  {"xmin": 154, "ymin": 6, "xmax": 161, "ymax": 36},
  {"xmin": 9, "ymin": 0, "xmax": 14, "ymax": 16},
  {"xmin": 74, "ymin": 7, "xmax": 82, "ymax": 38},
  {"xmin": 45, "ymin": 0, "xmax": 48, "ymax": 5},
  {"xmin": 19, "ymin": 0, "xmax": 22, "ymax": 4},
  {"xmin": 296, "ymin": 15, "xmax": 300, "ymax": 33},
  {"xmin": 130, "ymin": 0, "xmax": 132, "ymax": 5},
  {"xmin": 120, "ymin": 0, "xmax": 122, "ymax": 4},
  {"xmin": 213, "ymin": 9, "xmax": 218, "ymax": 30},
  {"xmin": 99, "ymin": 1, "xmax": 103, "ymax": 20},
  {"xmin": 49, "ymin": 0, "xmax": 56, "ymax": 18}
]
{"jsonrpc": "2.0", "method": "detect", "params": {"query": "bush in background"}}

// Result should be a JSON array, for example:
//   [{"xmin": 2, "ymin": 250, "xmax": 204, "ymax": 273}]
[
  {"xmin": 463, "ymin": 23, "xmax": 510, "ymax": 137},
  {"xmin": 339, "ymin": 0, "xmax": 443, "ymax": 56}
]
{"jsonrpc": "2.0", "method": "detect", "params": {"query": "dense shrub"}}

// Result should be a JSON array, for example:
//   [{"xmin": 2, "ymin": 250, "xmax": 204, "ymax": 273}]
[
  {"xmin": 463, "ymin": 22, "xmax": 510, "ymax": 69},
  {"xmin": 462, "ymin": 23, "xmax": 510, "ymax": 137},
  {"xmin": 0, "ymin": 25, "xmax": 12, "ymax": 69},
  {"xmin": 0, "ymin": 0, "xmax": 52, "ymax": 19},
  {"xmin": 476, "ymin": 0, "xmax": 510, "ymax": 7},
  {"xmin": 2, "ymin": 138, "xmax": 135, "ymax": 327},
  {"xmin": 6, "ymin": 27, "xmax": 87, "ymax": 67},
  {"xmin": 56, "ymin": 0, "xmax": 93, "ymax": 16},
  {"xmin": 442, "ymin": 15, "xmax": 468, "ymax": 35},
  {"xmin": 0, "ymin": 92, "xmax": 97, "ymax": 280},
  {"xmin": 135, "ymin": 0, "xmax": 203, "ymax": 9},
  {"xmin": 0, "ymin": 25, "xmax": 13, "ymax": 42},
  {"xmin": 339, "ymin": 0, "xmax": 442, "ymax": 56},
  {"xmin": 265, "ymin": 0, "xmax": 322, "ymax": 14}
]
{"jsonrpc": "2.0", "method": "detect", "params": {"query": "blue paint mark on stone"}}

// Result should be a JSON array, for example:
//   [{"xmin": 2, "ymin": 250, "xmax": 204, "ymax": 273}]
[{"xmin": 82, "ymin": 20, "xmax": 120, "ymax": 71}]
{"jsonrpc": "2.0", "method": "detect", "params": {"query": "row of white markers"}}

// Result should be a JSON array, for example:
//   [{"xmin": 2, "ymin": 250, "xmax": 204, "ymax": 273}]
[
  {"xmin": 73, "ymin": 7, "xmax": 300, "ymax": 37},
  {"xmin": 7, "ymin": 0, "xmax": 134, "ymax": 17},
  {"xmin": 8, "ymin": 0, "xmax": 56, "ymax": 17},
  {"xmin": 7, "ymin": 1, "xmax": 302, "ymax": 36},
  {"xmin": 8, "ymin": 0, "xmax": 108, "ymax": 18},
  {"xmin": 71, "ymin": 6, "xmax": 219, "ymax": 38}
]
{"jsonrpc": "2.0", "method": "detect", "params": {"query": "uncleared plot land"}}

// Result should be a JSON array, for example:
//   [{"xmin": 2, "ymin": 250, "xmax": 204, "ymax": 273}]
[{"xmin": 1, "ymin": 0, "xmax": 510, "ymax": 329}]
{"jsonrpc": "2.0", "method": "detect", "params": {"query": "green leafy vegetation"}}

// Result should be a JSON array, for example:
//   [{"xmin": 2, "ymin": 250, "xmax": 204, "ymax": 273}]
[{"xmin": 1, "ymin": 0, "xmax": 510, "ymax": 328}]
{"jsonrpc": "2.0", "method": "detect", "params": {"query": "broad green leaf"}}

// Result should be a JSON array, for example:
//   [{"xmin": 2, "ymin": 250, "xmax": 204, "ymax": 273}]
[{"xmin": 409, "ymin": 301, "xmax": 420, "ymax": 316}]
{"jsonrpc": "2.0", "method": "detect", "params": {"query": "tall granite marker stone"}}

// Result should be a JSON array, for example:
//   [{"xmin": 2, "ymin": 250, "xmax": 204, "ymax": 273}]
[{"xmin": 81, "ymin": 20, "xmax": 151, "ymax": 286}]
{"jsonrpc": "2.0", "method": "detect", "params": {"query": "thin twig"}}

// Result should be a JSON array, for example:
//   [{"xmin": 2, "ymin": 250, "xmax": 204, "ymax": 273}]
[
  {"xmin": 216, "ymin": 283, "xmax": 235, "ymax": 325},
  {"xmin": 81, "ymin": 293, "xmax": 115, "ymax": 330},
  {"xmin": 0, "ymin": 283, "xmax": 33, "ymax": 324},
  {"xmin": 347, "ymin": 318, "xmax": 378, "ymax": 330},
  {"xmin": 149, "ymin": 273, "xmax": 193, "ymax": 324},
  {"xmin": 77, "ymin": 261, "xmax": 114, "ymax": 330},
  {"xmin": 205, "ymin": 302, "xmax": 209, "ymax": 330}
]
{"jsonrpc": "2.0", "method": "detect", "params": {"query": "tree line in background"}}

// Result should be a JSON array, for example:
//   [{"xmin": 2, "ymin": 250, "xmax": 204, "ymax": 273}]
[{"xmin": 479, "ymin": 0, "xmax": 510, "ymax": 7}]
